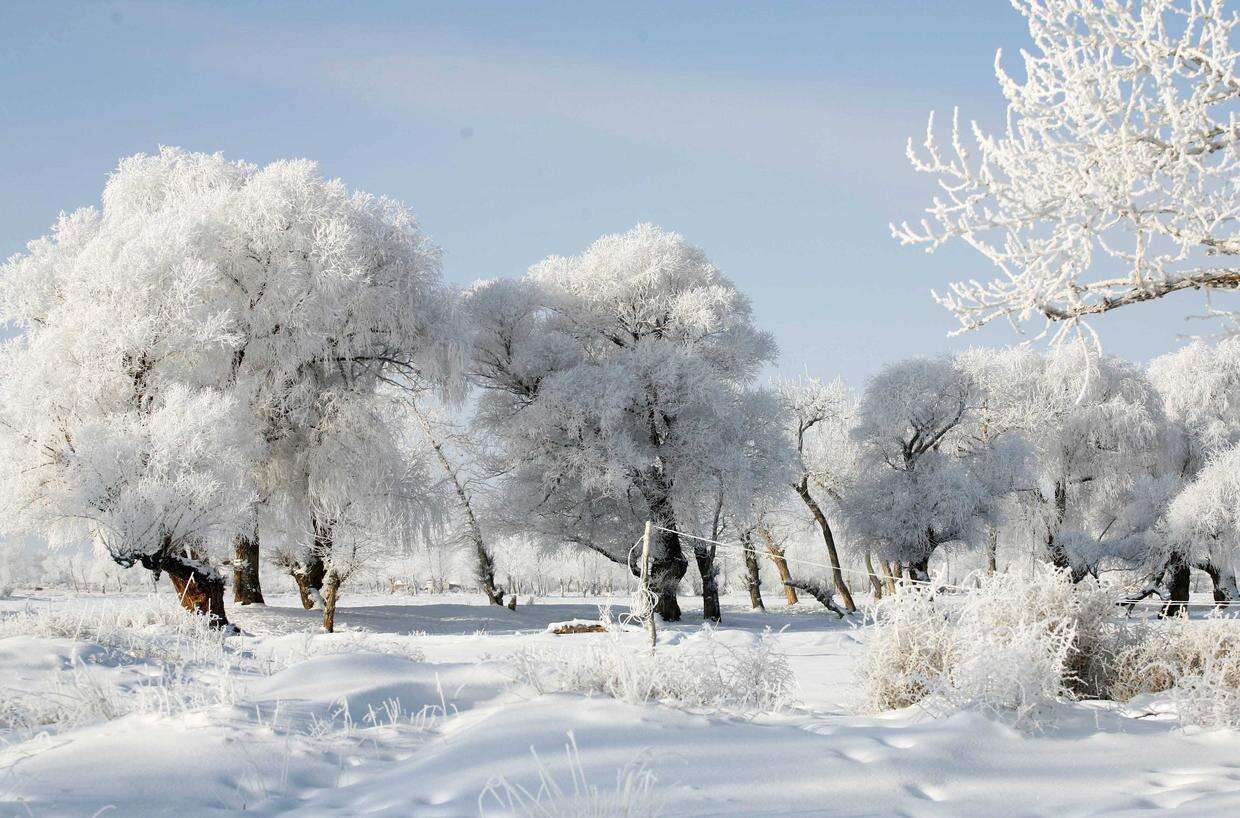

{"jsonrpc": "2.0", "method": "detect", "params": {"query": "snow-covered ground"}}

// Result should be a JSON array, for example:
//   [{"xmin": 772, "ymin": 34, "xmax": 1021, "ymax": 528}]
[{"xmin": 2, "ymin": 591, "xmax": 1239, "ymax": 817}]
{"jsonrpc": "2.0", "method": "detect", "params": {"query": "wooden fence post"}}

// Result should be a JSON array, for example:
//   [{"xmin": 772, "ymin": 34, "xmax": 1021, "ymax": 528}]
[{"xmin": 641, "ymin": 520, "xmax": 656, "ymax": 650}]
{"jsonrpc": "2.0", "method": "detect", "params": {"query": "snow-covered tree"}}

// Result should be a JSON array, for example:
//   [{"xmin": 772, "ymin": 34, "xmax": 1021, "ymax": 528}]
[
  {"xmin": 1151, "ymin": 338, "xmax": 1240, "ymax": 601},
  {"xmin": 467, "ymin": 224, "xmax": 777, "ymax": 621},
  {"xmin": 995, "ymin": 345, "xmax": 1173, "ymax": 579},
  {"xmin": 0, "ymin": 148, "xmax": 457, "ymax": 625},
  {"xmin": 1166, "ymin": 444, "xmax": 1240, "ymax": 604},
  {"xmin": 674, "ymin": 387, "xmax": 793, "ymax": 621},
  {"xmin": 843, "ymin": 357, "xmax": 1008, "ymax": 580},
  {"xmin": 777, "ymin": 376, "xmax": 863, "ymax": 611},
  {"xmin": 1150, "ymin": 337, "xmax": 1240, "ymax": 475},
  {"xmin": 894, "ymin": 0, "xmax": 1239, "ymax": 338}
]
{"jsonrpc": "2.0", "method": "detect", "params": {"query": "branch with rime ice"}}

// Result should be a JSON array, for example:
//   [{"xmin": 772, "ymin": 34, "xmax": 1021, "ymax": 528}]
[{"xmin": 892, "ymin": 0, "xmax": 1240, "ymax": 340}]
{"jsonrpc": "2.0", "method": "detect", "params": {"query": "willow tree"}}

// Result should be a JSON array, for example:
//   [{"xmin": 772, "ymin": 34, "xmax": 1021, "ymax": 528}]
[
  {"xmin": 467, "ymin": 224, "xmax": 777, "ymax": 621},
  {"xmin": 0, "ymin": 148, "xmax": 457, "ymax": 623}
]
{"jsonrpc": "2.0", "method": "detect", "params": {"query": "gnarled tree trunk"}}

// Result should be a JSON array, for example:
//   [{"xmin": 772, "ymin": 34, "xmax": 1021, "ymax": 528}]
[
  {"xmin": 633, "ymin": 473, "xmax": 687, "ymax": 622},
  {"xmin": 693, "ymin": 544, "xmax": 721, "ymax": 623},
  {"xmin": 292, "ymin": 515, "xmax": 332, "ymax": 610},
  {"xmin": 232, "ymin": 511, "xmax": 264, "ymax": 605},
  {"xmin": 1196, "ymin": 560, "xmax": 1239, "ymax": 605},
  {"xmin": 1162, "ymin": 551, "xmax": 1191, "ymax": 618},
  {"xmin": 864, "ymin": 548, "xmax": 883, "ymax": 600},
  {"xmin": 142, "ymin": 539, "xmax": 229, "ymax": 628}
]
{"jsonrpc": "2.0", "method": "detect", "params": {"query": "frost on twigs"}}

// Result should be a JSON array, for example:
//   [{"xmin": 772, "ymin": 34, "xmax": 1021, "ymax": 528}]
[
  {"xmin": 510, "ymin": 610, "xmax": 796, "ymax": 713},
  {"xmin": 858, "ymin": 567, "xmax": 1120, "ymax": 728},
  {"xmin": 860, "ymin": 568, "xmax": 1240, "ymax": 729},
  {"xmin": 893, "ymin": 0, "xmax": 1240, "ymax": 338}
]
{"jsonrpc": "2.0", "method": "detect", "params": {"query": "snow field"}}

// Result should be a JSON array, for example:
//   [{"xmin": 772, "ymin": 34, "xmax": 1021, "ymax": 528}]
[{"xmin": 1, "ymin": 590, "xmax": 1239, "ymax": 816}]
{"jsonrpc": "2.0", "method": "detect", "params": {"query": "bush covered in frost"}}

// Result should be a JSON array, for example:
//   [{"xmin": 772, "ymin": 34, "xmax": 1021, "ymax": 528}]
[
  {"xmin": 859, "ymin": 567, "xmax": 1240, "ymax": 729},
  {"xmin": 509, "ymin": 615, "xmax": 796, "ymax": 713}
]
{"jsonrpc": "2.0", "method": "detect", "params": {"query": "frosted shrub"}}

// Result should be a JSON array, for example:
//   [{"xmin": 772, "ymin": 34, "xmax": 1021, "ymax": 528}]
[
  {"xmin": 856, "ymin": 585, "xmax": 949, "ymax": 711},
  {"xmin": 860, "ymin": 568, "xmax": 1124, "ymax": 726},
  {"xmin": 1172, "ymin": 650, "xmax": 1240, "ymax": 729},
  {"xmin": 510, "ymin": 622, "xmax": 796, "ymax": 713},
  {"xmin": 1108, "ymin": 614, "xmax": 1240, "ymax": 727}
]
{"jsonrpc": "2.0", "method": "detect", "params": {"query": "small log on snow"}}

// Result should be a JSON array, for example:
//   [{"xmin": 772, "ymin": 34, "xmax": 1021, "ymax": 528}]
[
  {"xmin": 784, "ymin": 580, "xmax": 846, "ymax": 618},
  {"xmin": 548, "ymin": 619, "xmax": 607, "ymax": 635}
]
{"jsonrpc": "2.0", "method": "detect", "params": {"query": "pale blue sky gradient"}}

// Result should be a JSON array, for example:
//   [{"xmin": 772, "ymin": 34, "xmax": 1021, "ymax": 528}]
[{"xmin": 0, "ymin": 1, "xmax": 1221, "ymax": 383}]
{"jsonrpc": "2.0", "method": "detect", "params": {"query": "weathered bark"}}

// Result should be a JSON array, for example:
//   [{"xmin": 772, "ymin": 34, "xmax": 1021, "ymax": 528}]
[
  {"xmin": 232, "ymin": 512, "xmax": 264, "ymax": 605},
  {"xmin": 292, "ymin": 516, "xmax": 332, "ymax": 610},
  {"xmin": 1162, "ymin": 551, "xmax": 1191, "ymax": 618},
  {"xmin": 142, "ymin": 540, "xmax": 229, "ymax": 628},
  {"xmin": 985, "ymin": 526, "xmax": 999, "ymax": 575},
  {"xmin": 793, "ymin": 478, "xmax": 856, "ymax": 612},
  {"xmin": 741, "ymin": 531, "xmax": 765, "ymax": 611},
  {"xmin": 863, "ymin": 548, "xmax": 883, "ymax": 600},
  {"xmin": 322, "ymin": 568, "xmax": 342, "ymax": 632},
  {"xmin": 693, "ymin": 544, "xmax": 722, "ymax": 623},
  {"xmin": 409, "ymin": 401, "xmax": 505, "ymax": 606},
  {"xmin": 757, "ymin": 526, "xmax": 798, "ymax": 605},
  {"xmin": 633, "ymin": 475, "xmax": 688, "ymax": 622},
  {"xmin": 784, "ymin": 579, "xmax": 845, "ymax": 618}
]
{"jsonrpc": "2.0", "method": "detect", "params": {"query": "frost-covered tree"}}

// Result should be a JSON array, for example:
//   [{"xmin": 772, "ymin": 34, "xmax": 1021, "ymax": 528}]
[
  {"xmin": 777, "ymin": 376, "xmax": 862, "ymax": 611},
  {"xmin": 1151, "ymin": 338, "xmax": 1240, "ymax": 601},
  {"xmin": 467, "ymin": 224, "xmax": 777, "ymax": 621},
  {"xmin": 894, "ymin": 0, "xmax": 1239, "ymax": 338},
  {"xmin": 1166, "ymin": 444, "xmax": 1240, "ymax": 607},
  {"xmin": 843, "ymin": 357, "xmax": 1009, "ymax": 580},
  {"xmin": 406, "ymin": 394, "xmax": 508, "ymax": 607},
  {"xmin": 1150, "ymin": 338, "xmax": 1240, "ymax": 475},
  {"xmin": 991, "ymin": 345, "xmax": 1174, "ymax": 580},
  {"xmin": 0, "ymin": 148, "xmax": 456, "ymax": 624},
  {"xmin": 675, "ymin": 388, "xmax": 793, "ymax": 622}
]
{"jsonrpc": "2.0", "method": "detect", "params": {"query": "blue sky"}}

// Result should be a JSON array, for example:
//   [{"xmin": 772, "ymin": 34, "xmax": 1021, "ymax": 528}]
[{"xmin": 0, "ymin": 0, "xmax": 1216, "ymax": 383}]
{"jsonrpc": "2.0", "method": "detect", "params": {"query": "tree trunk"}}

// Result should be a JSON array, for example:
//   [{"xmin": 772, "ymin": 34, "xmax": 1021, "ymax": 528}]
[
  {"xmin": 322, "ymin": 568, "xmax": 342, "ymax": 632},
  {"xmin": 144, "ymin": 541, "xmax": 229, "ymax": 629},
  {"xmin": 634, "ymin": 479, "xmax": 687, "ymax": 622},
  {"xmin": 793, "ymin": 478, "xmax": 856, "ymax": 612},
  {"xmin": 293, "ymin": 515, "xmax": 332, "ymax": 610},
  {"xmin": 232, "ymin": 515, "xmax": 265, "ymax": 605},
  {"xmin": 1047, "ymin": 480, "xmax": 1071, "ymax": 573},
  {"xmin": 1196, "ymin": 560, "xmax": 1239, "ymax": 605},
  {"xmin": 986, "ymin": 526, "xmax": 999, "ymax": 575},
  {"xmin": 1162, "ymin": 552, "xmax": 1190, "ymax": 618},
  {"xmin": 741, "ymin": 531, "xmax": 765, "ymax": 611},
  {"xmin": 693, "ymin": 544, "xmax": 722, "ymax": 623},
  {"xmin": 757, "ymin": 526, "xmax": 798, "ymax": 605},
  {"xmin": 881, "ymin": 559, "xmax": 897, "ymax": 595},
  {"xmin": 863, "ymin": 548, "xmax": 883, "ymax": 600},
  {"xmin": 784, "ymin": 579, "xmax": 845, "ymax": 618},
  {"xmin": 409, "ymin": 401, "xmax": 505, "ymax": 606}
]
